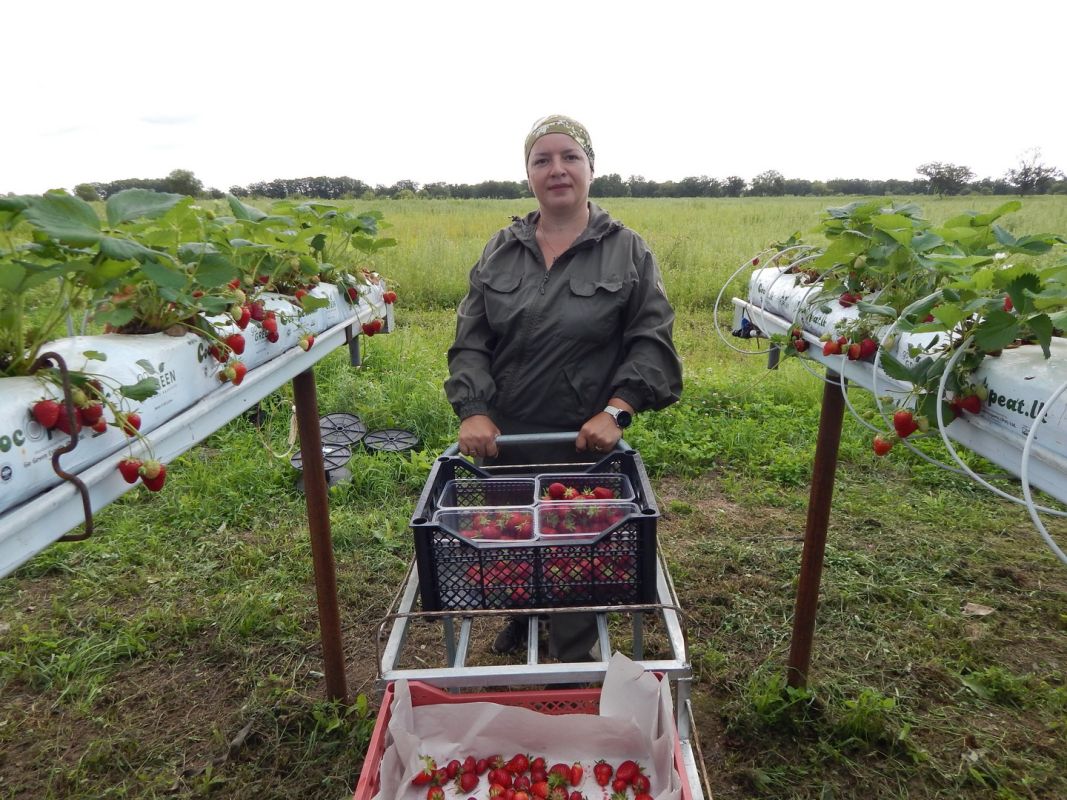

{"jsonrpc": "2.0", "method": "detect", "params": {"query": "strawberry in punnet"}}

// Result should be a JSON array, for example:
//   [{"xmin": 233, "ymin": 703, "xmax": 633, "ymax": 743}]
[
  {"xmin": 299, "ymin": 333, "xmax": 315, "ymax": 351},
  {"xmin": 872, "ymin": 434, "xmax": 895, "ymax": 456},
  {"xmin": 592, "ymin": 486, "xmax": 615, "ymax": 499},
  {"xmin": 561, "ymin": 486, "xmax": 580, "ymax": 501},
  {"xmin": 118, "ymin": 458, "xmax": 143, "ymax": 484},
  {"xmin": 139, "ymin": 461, "xmax": 167, "ymax": 492},
  {"xmin": 383, "ymin": 290, "xmax": 398, "ymax": 304},
  {"xmin": 547, "ymin": 481, "xmax": 567, "ymax": 500},
  {"xmin": 892, "ymin": 409, "xmax": 919, "ymax": 439},
  {"xmin": 31, "ymin": 399, "xmax": 61, "ymax": 429}
]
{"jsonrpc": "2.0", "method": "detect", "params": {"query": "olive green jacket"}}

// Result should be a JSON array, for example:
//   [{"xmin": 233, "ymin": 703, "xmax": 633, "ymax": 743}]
[{"xmin": 445, "ymin": 203, "xmax": 682, "ymax": 431}]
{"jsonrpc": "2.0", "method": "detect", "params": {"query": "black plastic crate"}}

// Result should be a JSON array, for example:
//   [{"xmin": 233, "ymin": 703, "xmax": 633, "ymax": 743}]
[{"xmin": 410, "ymin": 446, "xmax": 659, "ymax": 612}]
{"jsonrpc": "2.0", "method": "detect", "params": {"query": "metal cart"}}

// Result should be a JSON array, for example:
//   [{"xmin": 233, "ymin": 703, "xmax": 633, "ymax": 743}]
[{"xmin": 374, "ymin": 433, "xmax": 711, "ymax": 799}]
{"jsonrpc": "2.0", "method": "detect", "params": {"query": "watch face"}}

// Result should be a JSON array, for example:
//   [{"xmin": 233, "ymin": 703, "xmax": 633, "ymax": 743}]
[{"xmin": 614, "ymin": 409, "xmax": 632, "ymax": 428}]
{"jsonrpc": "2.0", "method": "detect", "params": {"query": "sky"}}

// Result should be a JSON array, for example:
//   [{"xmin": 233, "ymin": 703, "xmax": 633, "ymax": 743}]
[{"xmin": 5, "ymin": 0, "xmax": 1065, "ymax": 195}]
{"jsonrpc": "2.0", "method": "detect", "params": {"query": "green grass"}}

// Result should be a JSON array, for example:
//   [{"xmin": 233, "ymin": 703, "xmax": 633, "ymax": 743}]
[{"xmin": 2, "ymin": 197, "xmax": 1067, "ymax": 799}]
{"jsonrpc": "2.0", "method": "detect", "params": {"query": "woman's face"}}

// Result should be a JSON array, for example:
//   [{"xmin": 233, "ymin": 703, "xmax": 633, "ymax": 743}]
[{"xmin": 526, "ymin": 133, "xmax": 593, "ymax": 215}]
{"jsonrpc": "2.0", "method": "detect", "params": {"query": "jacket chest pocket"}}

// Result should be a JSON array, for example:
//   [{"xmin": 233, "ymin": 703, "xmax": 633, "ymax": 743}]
[
  {"xmin": 557, "ymin": 277, "xmax": 629, "ymax": 342},
  {"xmin": 481, "ymin": 270, "xmax": 524, "ymax": 336}
]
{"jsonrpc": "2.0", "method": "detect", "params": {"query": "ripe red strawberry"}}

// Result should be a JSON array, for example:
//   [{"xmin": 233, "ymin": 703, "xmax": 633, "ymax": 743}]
[
  {"xmin": 118, "ymin": 458, "xmax": 142, "ymax": 484},
  {"xmin": 568, "ymin": 792, "xmax": 586, "ymax": 800},
  {"xmin": 1003, "ymin": 295, "xmax": 1014, "ymax": 312},
  {"xmin": 632, "ymin": 773, "xmax": 651, "ymax": 793},
  {"xmin": 426, "ymin": 787, "xmax": 444, "ymax": 800},
  {"xmin": 547, "ymin": 482, "xmax": 567, "ymax": 500},
  {"xmin": 265, "ymin": 329, "xmax": 279, "ymax": 343},
  {"xmin": 615, "ymin": 760, "xmax": 640, "ymax": 784},
  {"xmin": 119, "ymin": 412, "xmax": 142, "ymax": 436},
  {"xmin": 858, "ymin": 337, "xmax": 878, "ymax": 359},
  {"xmin": 513, "ymin": 791, "xmax": 531, "ymax": 800},
  {"xmin": 793, "ymin": 337, "xmax": 808, "ymax": 352},
  {"xmin": 229, "ymin": 361, "xmax": 247, "ymax": 386},
  {"xmin": 31, "ymin": 399, "xmax": 61, "ymax": 429},
  {"xmin": 892, "ymin": 410, "xmax": 918, "ymax": 439},
  {"xmin": 822, "ymin": 340, "xmax": 841, "ymax": 356},
  {"xmin": 562, "ymin": 486, "xmax": 580, "ymax": 501},
  {"xmin": 568, "ymin": 762, "xmax": 583, "ymax": 786},
  {"xmin": 476, "ymin": 758, "xmax": 490, "ymax": 774},
  {"xmin": 592, "ymin": 486, "xmax": 614, "ymax": 499},
  {"xmin": 592, "ymin": 761, "xmax": 613, "ymax": 786},
  {"xmin": 634, "ymin": 794, "xmax": 653, "ymax": 800},
  {"xmin": 346, "ymin": 286, "xmax": 359, "ymax": 301},
  {"xmin": 294, "ymin": 288, "xmax": 308, "ymax": 300},
  {"xmin": 224, "ymin": 333, "xmax": 246, "ymax": 355},
  {"xmin": 530, "ymin": 780, "xmax": 550, "ymax": 798},
  {"xmin": 54, "ymin": 409, "xmax": 81, "ymax": 435},
  {"xmin": 261, "ymin": 316, "xmax": 279, "ymax": 335},
  {"xmin": 140, "ymin": 461, "xmax": 167, "ymax": 492},
  {"xmin": 236, "ymin": 305, "xmax": 252, "ymax": 329},
  {"xmin": 78, "ymin": 402, "xmax": 104, "ymax": 425},
  {"xmin": 958, "ymin": 394, "xmax": 982, "ymax": 414},
  {"xmin": 91, "ymin": 418, "xmax": 108, "ymax": 433},
  {"xmin": 846, "ymin": 342, "xmax": 862, "ymax": 361},
  {"xmin": 383, "ymin": 290, "xmax": 398, "ymax": 304},
  {"xmin": 411, "ymin": 756, "xmax": 437, "ymax": 785},
  {"xmin": 872, "ymin": 435, "xmax": 894, "ymax": 456},
  {"xmin": 371, "ymin": 318, "xmax": 384, "ymax": 332},
  {"xmin": 839, "ymin": 291, "xmax": 862, "ymax": 307},
  {"xmin": 361, "ymin": 321, "xmax": 377, "ymax": 337},
  {"xmin": 299, "ymin": 334, "xmax": 315, "ymax": 351},
  {"xmin": 612, "ymin": 777, "xmax": 628, "ymax": 792},
  {"xmin": 461, "ymin": 756, "xmax": 477, "ymax": 775},
  {"xmin": 249, "ymin": 301, "xmax": 267, "ymax": 321},
  {"xmin": 506, "ymin": 754, "xmax": 529, "ymax": 774}
]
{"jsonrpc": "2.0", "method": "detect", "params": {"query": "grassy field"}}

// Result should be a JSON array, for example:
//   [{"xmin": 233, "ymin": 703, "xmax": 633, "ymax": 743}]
[{"xmin": 2, "ymin": 196, "xmax": 1067, "ymax": 799}]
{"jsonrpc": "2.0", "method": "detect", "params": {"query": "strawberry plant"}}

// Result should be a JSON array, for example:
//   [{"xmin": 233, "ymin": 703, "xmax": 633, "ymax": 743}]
[{"xmin": 764, "ymin": 199, "xmax": 1067, "ymax": 451}]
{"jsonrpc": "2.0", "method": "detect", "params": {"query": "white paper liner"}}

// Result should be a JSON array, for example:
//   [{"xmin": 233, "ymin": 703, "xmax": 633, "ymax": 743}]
[{"xmin": 374, "ymin": 652, "xmax": 682, "ymax": 800}]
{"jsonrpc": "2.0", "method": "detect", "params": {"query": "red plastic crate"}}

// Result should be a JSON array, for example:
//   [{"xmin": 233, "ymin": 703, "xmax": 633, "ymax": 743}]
[{"xmin": 352, "ymin": 681, "xmax": 695, "ymax": 800}]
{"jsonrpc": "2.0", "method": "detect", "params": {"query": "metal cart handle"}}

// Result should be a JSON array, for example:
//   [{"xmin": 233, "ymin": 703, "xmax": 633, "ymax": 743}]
[{"xmin": 440, "ymin": 431, "xmax": 631, "ymax": 457}]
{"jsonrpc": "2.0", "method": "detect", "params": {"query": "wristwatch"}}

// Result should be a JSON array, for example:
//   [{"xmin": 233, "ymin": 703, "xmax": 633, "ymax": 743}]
[{"xmin": 603, "ymin": 405, "xmax": 632, "ymax": 429}]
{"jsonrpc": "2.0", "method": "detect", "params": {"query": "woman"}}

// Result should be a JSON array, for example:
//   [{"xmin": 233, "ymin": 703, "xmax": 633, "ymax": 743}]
[{"xmin": 444, "ymin": 114, "xmax": 683, "ymax": 657}]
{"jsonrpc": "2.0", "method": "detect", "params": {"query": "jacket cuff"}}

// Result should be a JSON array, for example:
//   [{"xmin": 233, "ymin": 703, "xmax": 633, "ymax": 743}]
[
  {"xmin": 611, "ymin": 388, "xmax": 642, "ymax": 413},
  {"xmin": 458, "ymin": 401, "xmax": 490, "ymax": 419}
]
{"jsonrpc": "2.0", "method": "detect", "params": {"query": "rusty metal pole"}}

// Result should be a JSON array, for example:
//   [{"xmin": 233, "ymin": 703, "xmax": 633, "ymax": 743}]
[
  {"xmin": 787, "ymin": 370, "xmax": 846, "ymax": 688},
  {"xmin": 292, "ymin": 368, "xmax": 349, "ymax": 703}
]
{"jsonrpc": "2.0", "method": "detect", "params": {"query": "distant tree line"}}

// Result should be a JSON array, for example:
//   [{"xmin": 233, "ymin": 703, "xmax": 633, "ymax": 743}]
[{"xmin": 59, "ymin": 150, "xmax": 1066, "ymax": 202}]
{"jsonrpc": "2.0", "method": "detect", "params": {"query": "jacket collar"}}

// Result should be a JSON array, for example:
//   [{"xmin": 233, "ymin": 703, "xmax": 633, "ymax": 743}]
[{"xmin": 511, "ymin": 202, "xmax": 624, "ymax": 254}]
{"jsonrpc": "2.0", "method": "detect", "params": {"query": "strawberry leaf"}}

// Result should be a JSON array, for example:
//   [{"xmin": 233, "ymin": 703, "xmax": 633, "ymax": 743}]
[
  {"xmin": 105, "ymin": 189, "xmax": 185, "ymax": 226},
  {"xmin": 118, "ymin": 377, "xmax": 160, "ymax": 401},
  {"xmin": 1025, "ymin": 313, "xmax": 1054, "ymax": 358},
  {"xmin": 878, "ymin": 351, "xmax": 923, "ymax": 384},
  {"xmin": 973, "ymin": 310, "xmax": 1021, "ymax": 353},
  {"xmin": 23, "ymin": 193, "xmax": 102, "ymax": 246}
]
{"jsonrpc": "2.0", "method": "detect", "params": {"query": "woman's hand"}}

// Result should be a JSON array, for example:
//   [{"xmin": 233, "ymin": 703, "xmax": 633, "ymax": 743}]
[{"xmin": 458, "ymin": 415, "xmax": 500, "ymax": 459}]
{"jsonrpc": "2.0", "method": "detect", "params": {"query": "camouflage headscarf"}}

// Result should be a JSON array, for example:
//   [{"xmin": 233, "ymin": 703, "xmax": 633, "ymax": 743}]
[{"xmin": 524, "ymin": 114, "xmax": 595, "ymax": 170}]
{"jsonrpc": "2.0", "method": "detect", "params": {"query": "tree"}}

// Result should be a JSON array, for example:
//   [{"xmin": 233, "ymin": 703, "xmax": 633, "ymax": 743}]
[
  {"xmin": 163, "ymin": 169, "xmax": 203, "ymax": 197},
  {"xmin": 1005, "ymin": 148, "xmax": 1062, "ymax": 196},
  {"xmin": 73, "ymin": 183, "xmax": 100, "ymax": 202},
  {"xmin": 749, "ymin": 170, "xmax": 785, "ymax": 197},
  {"xmin": 723, "ymin": 176, "xmax": 746, "ymax": 198},
  {"xmin": 916, "ymin": 162, "xmax": 974, "ymax": 197},
  {"xmin": 590, "ymin": 173, "xmax": 629, "ymax": 197}
]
